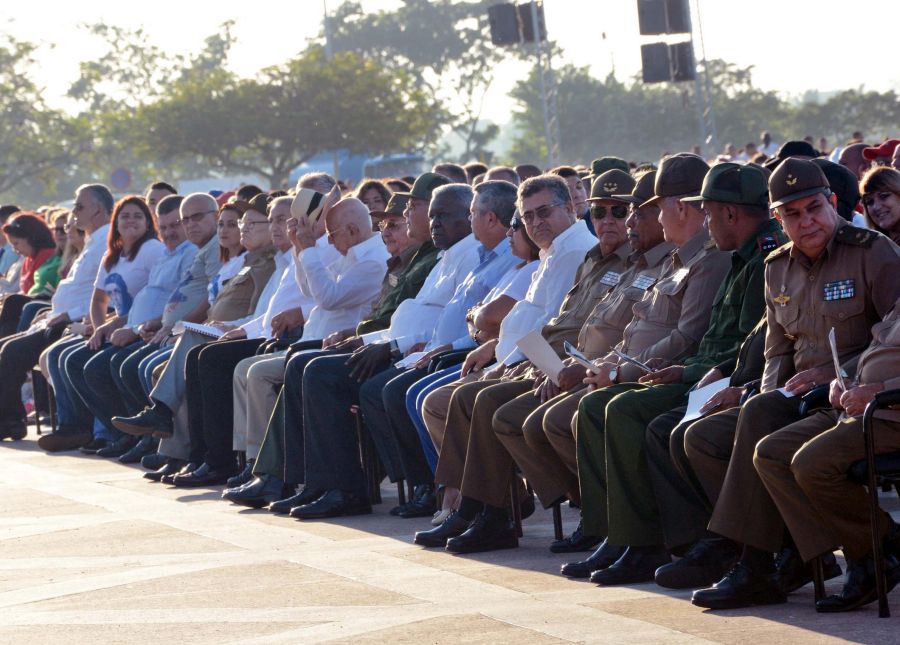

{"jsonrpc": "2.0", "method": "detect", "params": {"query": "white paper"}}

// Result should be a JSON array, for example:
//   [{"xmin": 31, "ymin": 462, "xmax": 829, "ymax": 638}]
[
  {"xmin": 172, "ymin": 321, "xmax": 224, "ymax": 339},
  {"xmin": 828, "ymin": 327, "xmax": 846, "ymax": 390},
  {"xmin": 680, "ymin": 378, "xmax": 731, "ymax": 425},
  {"xmin": 396, "ymin": 350, "xmax": 427, "ymax": 370},
  {"xmin": 564, "ymin": 341, "xmax": 601, "ymax": 375},
  {"xmin": 777, "ymin": 387, "xmax": 796, "ymax": 398},
  {"xmin": 515, "ymin": 330, "xmax": 565, "ymax": 385}
]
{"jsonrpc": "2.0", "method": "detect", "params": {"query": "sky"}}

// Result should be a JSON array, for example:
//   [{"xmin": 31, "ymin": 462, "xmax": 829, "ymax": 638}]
[{"xmin": 3, "ymin": 0, "xmax": 899, "ymax": 126}]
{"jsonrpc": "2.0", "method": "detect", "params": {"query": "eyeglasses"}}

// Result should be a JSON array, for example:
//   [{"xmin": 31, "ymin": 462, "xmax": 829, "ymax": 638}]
[
  {"xmin": 510, "ymin": 217, "xmax": 524, "ymax": 232},
  {"xmin": 326, "ymin": 225, "xmax": 349, "ymax": 240},
  {"xmin": 379, "ymin": 220, "xmax": 404, "ymax": 232},
  {"xmin": 239, "ymin": 219, "xmax": 269, "ymax": 229},
  {"xmin": 54, "ymin": 227, "xmax": 66, "ymax": 234},
  {"xmin": 180, "ymin": 209, "xmax": 215, "ymax": 224},
  {"xmin": 520, "ymin": 201, "xmax": 565, "ymax": 224},
  {"xmin": 590, "ymin": 204, "xmax": 629, "ymax": 219}
]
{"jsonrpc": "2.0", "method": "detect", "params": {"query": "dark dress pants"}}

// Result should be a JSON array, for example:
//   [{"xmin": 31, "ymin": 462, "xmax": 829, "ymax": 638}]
[
  {"xmin": 0, "ymin": 294, "xmax": 33, "ymax": 338},
  {"xmin": 359, "ymin": 365, "xmax": 433, "ymax": 487},
  {"xmin": 0, "ymin": 325, "xmax": 64, "ymax": 424}
]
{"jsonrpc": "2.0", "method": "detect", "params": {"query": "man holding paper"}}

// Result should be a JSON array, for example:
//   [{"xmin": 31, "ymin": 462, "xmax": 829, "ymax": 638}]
[
  {"xmin": 574, "ymin": 162, "xmax": 786, "ymax": 586},
  {"xmin": 688, "ymin": 158, "xmax": 900, "ymax": 610}
]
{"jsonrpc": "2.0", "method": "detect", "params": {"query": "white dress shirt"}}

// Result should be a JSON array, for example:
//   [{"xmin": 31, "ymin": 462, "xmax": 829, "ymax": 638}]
[
  {"xmin": 126, "ymin": 240, "xmax": 198, "ymax": 327},
  {"xmin": 296, "ymin": 233, "xmax": 391, "ymax": 341},
  {"xmin": 238, "ymin": 250, "xmax": 304, "ymax": 339},
  {"xmin": 362, "ymin": 233, "xmax": 482, "ymax": 353},
  {"xmin": 49, "ymin": 223, "xmax": 110, "ymax": 321},
  {"xmin": 294, "ymin": 234, "xmax": 341, "ymax": 320},
  {"xmin": 495, "ymin": 219, "xmax": 597, "ymax": 365}
]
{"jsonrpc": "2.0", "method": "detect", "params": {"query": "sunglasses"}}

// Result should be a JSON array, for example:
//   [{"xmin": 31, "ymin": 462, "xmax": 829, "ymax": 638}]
[
  {"xmin": 510, "ymin": 216, "xmax": 524, "ymax": 232},
  {"xmin": 590, "ymin": 204, "xmax": 629, "ymax": 219}
]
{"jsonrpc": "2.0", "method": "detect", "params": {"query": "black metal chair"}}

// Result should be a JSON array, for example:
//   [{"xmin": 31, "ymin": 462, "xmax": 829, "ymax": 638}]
[
  {"xmin": 351, "ymin": 404, "xmax": 411, "ymax": 507},
  {"xmin": 845, "ymin": 388, "xmax": 900, "ymax": 617}
]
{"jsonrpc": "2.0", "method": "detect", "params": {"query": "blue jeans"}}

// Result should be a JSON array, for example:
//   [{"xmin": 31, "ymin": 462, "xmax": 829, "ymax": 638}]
[
  {"xmin": 404, "ymin": 366, "xmax": 462, "ymax": 473},
  {"xmin": 47, "ymin": 336, "xmax": 93, "ymax": 430}
]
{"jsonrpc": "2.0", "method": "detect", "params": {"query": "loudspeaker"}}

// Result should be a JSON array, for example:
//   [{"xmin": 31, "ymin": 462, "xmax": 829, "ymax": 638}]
[
  {"xmin": 641, "ymin": 43, "xmax": 671, "ymax": 83},
  {"xmin": 518, "ymin": 1, "xmax": 547, "ymax": 43},
  {"xmin": 488, "ymin": 3, "xmax": 520, "ymax": 45},
  {"xmin": 670, "ymin": 41, "xmax": 695, "ymax": 81},
  {"xmin": 637, "ymin": 0, "xmax": 691, "ymax": 35}
]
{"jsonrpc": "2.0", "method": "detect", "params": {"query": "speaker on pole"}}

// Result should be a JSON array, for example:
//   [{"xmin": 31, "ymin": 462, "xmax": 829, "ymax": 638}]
[
  {"xmin": 637, "ymin": 0, "xmax": 691, "ymax": 35},
  {"xmin": 640, "ymin": 43, "xmax": 671, "ymax": 83},
  {"xmin": 488, "ymin": 3, "xmax": 520, "ymax": 45}
]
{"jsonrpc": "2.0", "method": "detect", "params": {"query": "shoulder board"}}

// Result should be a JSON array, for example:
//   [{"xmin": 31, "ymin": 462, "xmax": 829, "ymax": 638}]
[
  {"xmin": 764, "ymin": 242, "xmax": 792, "ymax": 263},
  {"xmin": 703, "ymin": 239, "xmax": 717, "ymax": 251},
  {"xmin": 835, "ymin": 225, "xmax": 879, "ymax": 248}
]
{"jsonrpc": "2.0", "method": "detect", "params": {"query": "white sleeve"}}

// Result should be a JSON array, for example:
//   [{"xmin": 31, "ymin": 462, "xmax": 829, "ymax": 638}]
[{"xmin": 298, "ymin": 247, "xmax": 388, "ymax": 311}]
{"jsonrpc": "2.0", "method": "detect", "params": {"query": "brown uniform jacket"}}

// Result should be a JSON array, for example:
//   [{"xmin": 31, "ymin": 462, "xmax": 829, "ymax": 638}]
[
  {"xmin": 542, "ymin": 241, "xmax": 632, "ymax": 356},
  {"xmin": 761, "ymin": 221, "xmax": 900, "ymax": 392},
  {"xmin": 857, "ymin": 297, "xmax": 900, "ymax": 421},
  {"xmin": 577, "ymin": 240, "xmax": 675, "ymax": 359},
  {"xmin": 206, "ymin": 246, "xmax": 277, "ymax": 323},
  {"xmin": 608, "ymin": 229, "xmax": 732, "ymax": 382}
]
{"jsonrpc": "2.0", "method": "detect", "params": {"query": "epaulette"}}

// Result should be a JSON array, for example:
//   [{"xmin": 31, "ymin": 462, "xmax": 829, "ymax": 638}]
[
  {"xmin": 764, "ymin": 242, "xmax": 792, "ymax": 263},
  {"xmin": 835, "ymin": 225, "xmax": 879, "ymax": 248},
  {"xmin": 703, "ymin": 239, "xmax": 717, "ymax": 250},
  {"xmin": 757, "ymin": 234, "xmax": 781, "ymax": 255}
]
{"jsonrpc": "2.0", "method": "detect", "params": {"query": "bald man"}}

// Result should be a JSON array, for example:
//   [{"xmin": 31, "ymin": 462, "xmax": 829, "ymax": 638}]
[{"xmin": 838, "ymin": 143, "xmax": 871, "ymax": 181}]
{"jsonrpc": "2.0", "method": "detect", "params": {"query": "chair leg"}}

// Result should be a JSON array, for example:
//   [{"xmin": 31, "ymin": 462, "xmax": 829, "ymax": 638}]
[
  {"xmin": 552, "ymin": 502, "xmax": 564, "ymax": 541},
  {"xmin": 510, "ymin": 475, "xmax": 523, "ymax": 538},
  {"xmin": 397, "ymin": 480, "xmax": 406, "ymax": 506},
  {"xmin": 863, "ymin": 401, "xmax": 891, "ymax": 618},
  {"xmin": 352, "ymin": 405, "xmax": 382, "ymax": 505},
  {"xmin": 46, "ymin": 385, "xmax": 56, "ymax": 435},
  {"xmin": 812, "ymin": 556, "xmax": 825, "ymax": 602}
]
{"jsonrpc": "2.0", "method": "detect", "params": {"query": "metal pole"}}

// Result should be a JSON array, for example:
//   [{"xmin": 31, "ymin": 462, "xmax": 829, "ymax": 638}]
[
  {"xmin": 324, "ymin": 0, "xmax": 340, "ymax": 180},
  {"xmin": 691, "ymin": 44, "xmax": 707, "ymax": 157},
  {"xmin": 530, "ymin": 1, "xmax": 553, "ymax": 168},
  {"xmin": 693, "ymin": 0, "xmax": 718, "ymax": 154}
]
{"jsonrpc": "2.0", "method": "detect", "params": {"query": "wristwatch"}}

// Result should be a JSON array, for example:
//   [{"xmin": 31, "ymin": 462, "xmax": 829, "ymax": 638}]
[{"xmin": 608, "ymin": 367, "xmax": 619, "ymax": 383}]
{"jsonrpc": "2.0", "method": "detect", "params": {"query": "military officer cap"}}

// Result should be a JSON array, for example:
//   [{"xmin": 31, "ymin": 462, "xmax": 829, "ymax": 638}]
[
  {"xmin": 392, "ymin": 172, "xmax": 451, "ymax": 201},
  {"xmin": 370, "ymin": 194, "xmax": 409, "ymax": 221},
  {"xmin": 682, "ymin": 162, "xmax": 769, "ymax": 208},
  {"xmin": 613, "ymin": 170, "xmax": 657, "ymax": 205},
  {"xmin": 587, "ymin": 156, "xmax": 629, "ymax": 180},
  {"xmin": 768, "ymin": 158, "xmax": 831, "ymax": 208},
  {"xmin": 640, "ymin": 153, "xmax": 710, "ymax": 208},
  {"xmin": 586, "ymin": 169, "xmax": 636, "ymax": 203}
]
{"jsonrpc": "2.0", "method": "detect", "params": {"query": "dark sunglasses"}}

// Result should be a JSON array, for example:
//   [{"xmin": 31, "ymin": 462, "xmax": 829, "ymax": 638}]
[
  {"xmin": 510, "ymin": 216, "xmax": 524, "ymax": 232},
  {"xmin": 590, "ymin": 204, "xmax": 629, "ymax": 219}
]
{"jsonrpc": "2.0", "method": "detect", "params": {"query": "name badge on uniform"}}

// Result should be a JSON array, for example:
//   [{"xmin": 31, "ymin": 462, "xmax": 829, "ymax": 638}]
[
  {"xmin": 237, "ymin": 266, "xmax": 252, "ymax": 276},
  {"xmin": 599, "ymin": 271, "xmax": 620, "ymax": 287},
  {"xmin": 630, "ymin": 273, "xmax": 656, "ymax": 291},
  {"xmin": 388, "ymin": 274, "xmax": 399, "ymax": 287},
  {"xmin": 823, "ymin": 279, "xmax": 854, "ymax": 301}
]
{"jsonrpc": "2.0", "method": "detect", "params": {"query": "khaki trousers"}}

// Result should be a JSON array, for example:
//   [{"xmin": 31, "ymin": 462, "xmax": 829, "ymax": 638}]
[
  {"xmin": 683, "ymin": 407, "xmax": 742, "ymax": 509},
  {"xmin": 756, "ymin": 410, "xmax": 900, "ymax": 562},
  {"xmin": 421, "ymin": 371, "xmax": 481, "ymax": 452},
  {"xmin": 233, "ymin": 351, "xmax": 286, "ymax": 458}
]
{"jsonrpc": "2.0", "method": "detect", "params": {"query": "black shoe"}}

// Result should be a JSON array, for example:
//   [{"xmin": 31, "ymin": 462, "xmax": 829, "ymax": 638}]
[
  {"xmin": 226, "ymin": 461, "xmax": 255, "ymax": 489},
  {"xmin": 550, "ymin": 520, "xmax": 603, "ymax": 554},
  {"xmin": 143, "ymin": 458, "xmax": 187, "ymax": 482},
  {"xmin": 397, "ymin": 484, "xmax": 438, "ymax": 519},
  {"xmin": 223, "ymin": 475, "xmax": 288, "ymax": 509},
  {"xmin": 414, "ymin": 510, "xmax": 472, "ymax": 548},
  {"xmin": 816, "ymin": 554, "xmax": 900, "ymax": 613},
  {"xmin": 162, "ymin": 461, "xmax": 199, "ymax": 484},
  {"xmin": 519, "ymin": 489, "xmax": 536, "ymax": 521},
  {"xmin": 112, "ymin": 407, "xmax": 173, "ymax": 438},
  {"xmin": 290, "ymin": 489, "xmax": 372, "ymax": 519},
  {"xmin": 560, "ymin": 538, "xmax": 625, "ymax": 578},
  {"xmin": 141, "ymin": 450, "xmax": 168, "ymax": 471},
  {"xmin": 445, "ymin": 511, "xmax": 518, "ymax": 554},
  {"xmin": 772, "ymin": 547, "xmax": 842, "ymax": 594},
  {"xmin": 0, "ymin": 419, "xmax": 27, "ymax": 441},
  {"xmin": 96, "ymin": 435, "xmax": 139, "ymax": 458},
  {"xmin": 589, "ymin": 546, "xmax": 671, "ymax": 585},
  {"xmin": 79, "ymin": 438, "xmax": 110, "ymax": 455},
  {"xmin": 119, "ymin": 436, "xmax": 158, "ymax": 464},
  {"xmin": 691, "ymin": 563, "xmax": 787, "ymax": 609},
  {"xmin": 655, "ymin": 538, "xmax": 739, "ymax": 590},
  {"xmin": 268, "ymin": 487, "xmax": 323, "ymax": 515},
  {"xmin": 884, "ymin": 521, "xmax": 900, "ymax": 560},
  {"xmin": 171, "ymin": 462, "xmax": 237, "ymax": 488}
]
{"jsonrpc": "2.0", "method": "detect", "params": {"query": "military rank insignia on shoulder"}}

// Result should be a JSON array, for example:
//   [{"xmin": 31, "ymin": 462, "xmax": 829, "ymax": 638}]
[
  {"xmin": 757, "ymin": 235, "xmax": 780, "ymax": 254},
  {"xmin": 703, "ymin": 239, "xmax": 717, "ymax": 250},
  {"xmin": 764, "ymin": 243, "xmax": 791, "ymax": 263},
  {"xmin": 836, "ymin": 225, "xmax": 878, "ymax": 247}
]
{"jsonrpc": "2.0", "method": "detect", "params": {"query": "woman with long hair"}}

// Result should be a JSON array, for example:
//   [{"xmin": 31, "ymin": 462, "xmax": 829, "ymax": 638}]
[
  {"xmin": 0, "ymin": 213, "xmax": 60, "ymax": 337},
  {"xmin": 209, "ymin": 201, "xmax": 249, "ymax": 304},
  {"xmin": 860, "ymin": 166, "xmax": 900, "ymax": 244}
]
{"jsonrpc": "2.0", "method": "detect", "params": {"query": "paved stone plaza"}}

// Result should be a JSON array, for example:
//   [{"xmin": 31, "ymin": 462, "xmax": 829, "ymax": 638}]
[{"xmin": 0, "ymin": 426, "xmax": 896, "ymax": 644}]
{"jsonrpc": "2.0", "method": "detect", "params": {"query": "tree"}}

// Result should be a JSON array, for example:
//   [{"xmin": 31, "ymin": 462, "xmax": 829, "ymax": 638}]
[
  {"xmin": 328, "ymin": 0, "xmax": 512, "ymax": 162},
  {"xmin": 0, "ymin": 38, "xmax": 81, "ymax": 201},
  {"xmin": 138, "ymin": 47, "xmax": 443, "ymax": 187}
]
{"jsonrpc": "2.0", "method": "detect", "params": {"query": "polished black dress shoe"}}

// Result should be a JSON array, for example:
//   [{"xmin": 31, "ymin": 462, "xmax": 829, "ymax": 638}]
[
  {"xmin": 171, "ymin": 462, "xmax": 237, "ymax": 487},
  {"xmin": 772, "ymin": 547, "xmax": 841, "ymax": 594},
  {"xmin": 691, "ymin": 563, "xmax": 786, "ymax": 609},
  {"xmin": 143, "ymin": 458, "xmax": 187, "ymax": 482},
  {"xmin": 79, "ymin": 438, "xmax": 110, "ymax": 455},
  {"xmin": 589, "ymin": 546, "xmax": 671, "ymax": 585},
  {"xmin": 414, "ymin": 510, "xmax": 471, "ymax": 547},
  {"xmin": 560, "ymin": 538, "xmax": 625, "ymax": 578},
  {"xmin": 0, "ymin": 419, "xmax": 27, "ymax": 441},
  {"xmin": 655, "ymin": 538, "xmax": 739, "ymax": 589},
  {"xmin": 816, "ymin": 555, "xmax": 900, "ymax": 612},
  {"xmin": 396, "ymin": 484, "xmax": 437, "ymax": 519},
  {"xmin": 141, "ymin": 450, "xmax": 168, "ymax": 470},
  {"xmin": 96, "ymin": 435, "xmax": 138, "ymax": 458},
  {"xmin": 445, "ymin": 512, "xmax": 518, "ymax": 554},
  {"xmin": 290, "ymin": 489, "xmax": 371, "ymax": 519},
  {"xmin": 226, "ymin": 460, "xmax": 255, "ymax": 489},
  {"xmin": 550, "ymin": 520, "xmax": 603, "ymax": 554},
  {"xmin": 268, "ymin": 487, "xmax": 322, "ymax": 514},
  {"xmin": 223, "ymin": 475, "xmax": 288, "ymax": 508},
  {"xmin": 162, "ymin": 461, "xmax": 199, "ymax": 484},
  {"xmin": 119, "ymin": 436, "xmax": 159, "ymax": 464},
  {"xmin": 112, "ymin": 407, "xmax": 173, "ymax": 438}
]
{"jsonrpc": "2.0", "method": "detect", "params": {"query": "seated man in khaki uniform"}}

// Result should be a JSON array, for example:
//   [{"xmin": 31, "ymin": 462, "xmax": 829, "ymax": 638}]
[
  {"xmin": 689, "ymin": 158, "xmax": 900, "ymax": 610},
  {"xmin": 755, "ymin": 299, "xmax": 900, "ymax": 612}
]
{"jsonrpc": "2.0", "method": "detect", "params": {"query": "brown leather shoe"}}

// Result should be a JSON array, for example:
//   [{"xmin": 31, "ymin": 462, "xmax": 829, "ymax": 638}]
[{"xmin": 37, "ymin": 430, "xmax": 92, "ymax": 453}]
